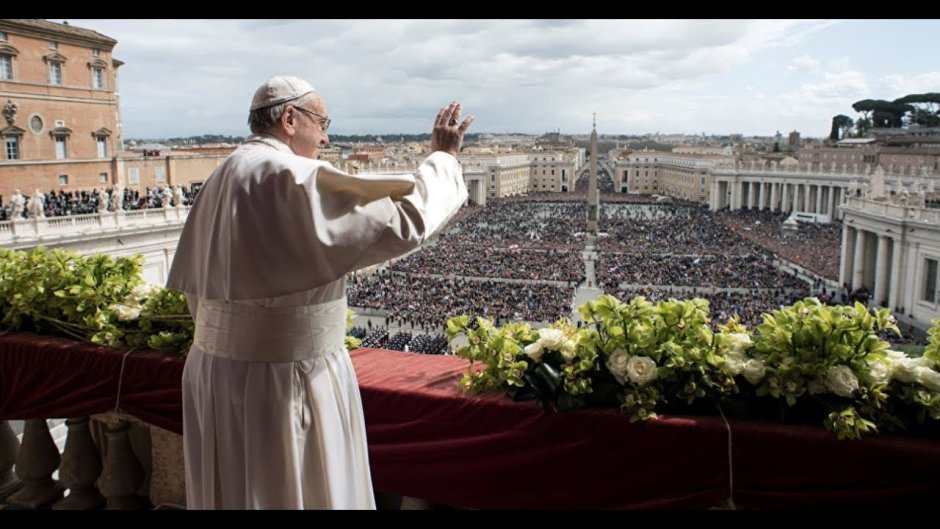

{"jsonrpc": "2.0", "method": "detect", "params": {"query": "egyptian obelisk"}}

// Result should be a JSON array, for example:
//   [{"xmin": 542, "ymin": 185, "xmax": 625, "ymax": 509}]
[{"xmin": 587, "ymin": 113, "xmax": 599, "ymax": 232}]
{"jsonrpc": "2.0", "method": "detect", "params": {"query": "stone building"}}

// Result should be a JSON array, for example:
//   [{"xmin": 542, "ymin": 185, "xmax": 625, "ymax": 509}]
[{"xmin": 0, "ymin": 19, "xmax": 121, "ymax": 197}]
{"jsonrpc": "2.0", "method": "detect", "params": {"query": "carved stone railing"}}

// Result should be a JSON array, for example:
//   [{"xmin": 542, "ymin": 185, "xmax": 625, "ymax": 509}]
[
  {"xmin": 711, "ymin": 163, "xmax": 939, "ymax": 188},
  {"xmin": 0, "ymin": 332, "xmax": 187, "ymax": 509},
  {"xmin": 0, "ymin": 415, "xmax": 183, "ymax": 510},
  {"xmin": 0, "ymin": 206, "xmax": 191, "ymax": 246},
  {"xmin": 844, "ymin": 196, "xmax": 940, "ymax": 223}
]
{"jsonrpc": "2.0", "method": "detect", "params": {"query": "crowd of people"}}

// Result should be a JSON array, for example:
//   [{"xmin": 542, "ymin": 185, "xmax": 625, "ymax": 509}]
[
  {"xmin": 0, "ymin": 185, "xmax": 200, "ymax": 220},
  {"xmin": 574, "ymin": 168, "xmax": 614, "ymax": 192},
  {"xmin": 347, "ymin": 197, "xmax": 859, "ymax": 336},
  {"xmin": 1, "ymin": 182, "xmax": 879, "ymax": 340},
  {"xmin": 442, "ymin": 200, "xmax": 587, "ymax": 249},
  {"xmin": 610, "ymin": 286, "xmax": 809, "ymax": 329},
  {"xmin": 350, "ymin": 326, "xmax": 451, "ymax": 355},
  {"xmin": 598, "ymin": 204, "xmax": 758, "ymax": 255},
  {"xmin": 347, "ymin": 271, "xmax": 575, "ymax": 330},
  {"xmin": 714, "ymin": 208, "xmax": 842, "ymax": 280},
  {"xmin": 389, "ymin": 243, "xmax": 583, "ymax": 282},
  {"xmin": 510, "ymin": 191, "xmax": 664, "ymax": 204},
  {"xmin": 597, "ymin": 253, "xmax": 808, "ymax": 290}
]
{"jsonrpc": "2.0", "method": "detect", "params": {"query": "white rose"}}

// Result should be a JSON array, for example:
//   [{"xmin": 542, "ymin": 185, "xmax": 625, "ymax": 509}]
[
  {"xmin": 825, "ymin": 365, "xmax": 859, "ymax": 398},
  {"xmin": 911, "ymin": 356, "xmax": 935, "ymax": 368},
  {"xmin": 893, "ymin": 356, "xmax": 920, "ymax": 384},
  {"xmin": 864, "ymin": 360, "xmax": 891, "ymax": 386},
  {"xmin": 914, "ymin": 366, "xmax": 940, "ymax": 392},
  {"xmin": 606, "ymin": 350, "xmax": 631, "ymax": 384},
  {"xmin": 885, "ymin": 349, "xmax": 907, "ymax": 362},
  {"xmin": 536, "ymin": 328, "xmax": 566, "ymax": 351},
  {"xmin": 742, "ymin": 359, "xmax": 766, "ymax": 385},
  {"xmin": 626, "ymin": 356, "xmax": 659, "ymax": 386},
  {"xmin": 559, "ymin": 339, "xmax": 577, "ymax": 361},
  {"xmin": 721, "ymin": 351, "xmax": 745, "ymax": 376},
  {"xmin": 726, "ymin": 333, "xmax": 753, "ymax": 355},
  {"xmin": 523, "ymin": 342, "xmax": 544, "ymax": 363},
  {"xmin": 108, "ymin": 303, "xmax": 140, "ymax": 322},
  {"xmin": 130, "ymin": 282, "xmax": 156, "ymax": 300}
]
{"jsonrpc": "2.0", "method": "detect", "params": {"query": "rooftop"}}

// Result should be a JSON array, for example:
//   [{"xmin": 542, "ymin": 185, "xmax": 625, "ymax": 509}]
[{"xmin": 0, "ymin": 19, "xmax": 117, "ymax": 46}]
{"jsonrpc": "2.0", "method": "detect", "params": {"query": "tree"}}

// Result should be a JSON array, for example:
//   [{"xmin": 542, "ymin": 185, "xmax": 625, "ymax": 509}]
[
  {"xmin": 829, "ymin": 114, "xmax": 854, "ymax": 141},
  {"xmin": 851, "ymin": 99, "xmax": 912, "ymax": 131},
  {"xmin": 894, "ymin": 93, "xmax": 940, "ymax": 127},
  {"xmin": 851, "ymin": 99, "xmax": 878, "ymax": 136}
]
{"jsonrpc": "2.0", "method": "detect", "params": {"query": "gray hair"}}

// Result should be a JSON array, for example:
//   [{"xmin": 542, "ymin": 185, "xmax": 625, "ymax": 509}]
[{"xmin": 247, "ymin": 93, "xmax": 315, "ymax": 135}]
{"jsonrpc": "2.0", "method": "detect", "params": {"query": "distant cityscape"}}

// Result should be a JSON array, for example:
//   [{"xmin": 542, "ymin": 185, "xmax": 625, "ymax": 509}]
[{"xmin": 3, "ymin": 17, "xmax": 940, "ymax": 336}]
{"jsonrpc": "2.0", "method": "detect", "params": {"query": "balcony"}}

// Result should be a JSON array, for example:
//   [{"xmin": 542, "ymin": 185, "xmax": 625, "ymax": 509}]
[
  {"xmin": 4, "ymin": 329, "xmax": 940, "ymax": 509},
  {"xmin": 0, "ymin": 207, "xmax": 190, "ymax": 248}
]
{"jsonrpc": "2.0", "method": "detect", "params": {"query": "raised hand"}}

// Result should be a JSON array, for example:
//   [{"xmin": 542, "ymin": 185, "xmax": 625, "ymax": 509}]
[{"xmin": 431, "ymin": 101, "xmax": 474, "ymax": 157}]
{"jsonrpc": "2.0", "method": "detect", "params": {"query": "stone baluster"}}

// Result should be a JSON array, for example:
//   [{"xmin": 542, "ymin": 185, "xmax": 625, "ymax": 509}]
[
  {"xmin": 52, "ymin": 417, "xmax": 104, "ymax": 510},
  {"xmin": 6, "ymin": 419, "xmax": 65, "ymax": 509},
  {"xmin": 0, "ymin": 420, "xmax": 23, "ymax": 501},
  {"xmin": 99, "ymin": 421, "xmax": 148, "ymax": 510}
]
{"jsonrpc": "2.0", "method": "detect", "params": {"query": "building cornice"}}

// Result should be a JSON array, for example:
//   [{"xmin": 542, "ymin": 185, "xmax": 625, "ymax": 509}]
[{"xmin": 0, "ymin": 19, "xmax": 116, "ymax": 50}]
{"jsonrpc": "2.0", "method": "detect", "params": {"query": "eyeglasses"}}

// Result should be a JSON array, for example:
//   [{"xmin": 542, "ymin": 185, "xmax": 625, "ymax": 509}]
[{"xmin": 292, "ymin": 106, "xmax": 331, "ymax": 132}]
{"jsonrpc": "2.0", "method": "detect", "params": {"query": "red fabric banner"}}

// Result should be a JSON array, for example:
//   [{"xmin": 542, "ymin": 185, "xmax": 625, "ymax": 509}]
[{"xmin": 2, "ymin": 333, "xmax": 938, "ymax": 508}]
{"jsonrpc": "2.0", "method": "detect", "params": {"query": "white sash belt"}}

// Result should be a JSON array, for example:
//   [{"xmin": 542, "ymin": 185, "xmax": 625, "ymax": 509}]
[{"xmin": 193, "ymin": 297, "xmax": 348, "ymax": 363}]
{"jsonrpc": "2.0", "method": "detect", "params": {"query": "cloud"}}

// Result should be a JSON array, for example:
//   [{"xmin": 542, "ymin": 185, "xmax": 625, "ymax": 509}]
[
  {"xmin": 880, "ymin": 72, "xmax": 940, "ymax": 98},
  {"xmin": 786, "ymin": 55, "xmax": 820, "ymax": 75},
  {"xmin": 827, "ymin": 57, "xmax": 852, "ymax": 74},
  {"xmin": 56, "ymin": 18, "xmax": 933, "ymax": 138}
]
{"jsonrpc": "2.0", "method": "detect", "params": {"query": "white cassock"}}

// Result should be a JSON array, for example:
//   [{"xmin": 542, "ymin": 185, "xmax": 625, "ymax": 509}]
[{"xmin": 166, "ymin": 134, "xmax": 467, "ymax": 509}]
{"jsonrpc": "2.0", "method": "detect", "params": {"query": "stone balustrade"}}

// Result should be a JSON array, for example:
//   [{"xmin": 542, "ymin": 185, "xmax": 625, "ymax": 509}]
[
  {"xmin": 0, "ymin": 415, "xmax": 184, "ymax": 510},
  {"xmin": 0, "ymin": 206, "xmax": 191, "ymax": 246}
]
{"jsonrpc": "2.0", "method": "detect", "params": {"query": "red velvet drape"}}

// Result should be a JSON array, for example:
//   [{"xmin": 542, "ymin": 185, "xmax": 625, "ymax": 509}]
[{"xmin": 2, "ymin": 333, "xmax": 938, "ymax": 508}]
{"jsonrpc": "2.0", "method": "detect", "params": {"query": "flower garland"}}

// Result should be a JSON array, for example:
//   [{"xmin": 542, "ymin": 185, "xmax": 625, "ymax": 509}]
[
  {"xmin": 0, "ymin": 247, "xmax": 360, "ymax": 355},
  {"xmin": 448, "ymin": 294, "xmax": 940, "ymax": 440}
]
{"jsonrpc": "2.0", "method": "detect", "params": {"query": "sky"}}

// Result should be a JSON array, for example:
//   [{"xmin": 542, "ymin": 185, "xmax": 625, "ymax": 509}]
[{"xmin": 60, "ymin": 19, "xmax": 940, "ymax": 140}]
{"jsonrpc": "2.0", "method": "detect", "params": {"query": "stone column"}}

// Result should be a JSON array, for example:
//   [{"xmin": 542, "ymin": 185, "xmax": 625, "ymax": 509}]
[
  {"xmin": 828, "ymin": 185, "xmax": 836, "ymax": 217},
  {"xmin": 840, "ymin": 225, "xmax": 853, "ymax": 288},
  {"xmin": 747, "ymin": 182, "xmax": 756, "ymax": 209},
  {"xmin": 889, "ymin": 237, "xmax": 902, "ymax": 311},
  {"xmin": 53, "ymin": 417, "xmax": 105, "ymax": 510},
  {"xmin": 902, "ymin": 242, "xmax": 920, "ymax": 316},
  {"xmin": 758, "ymin": 181, "xmax": 766, "ymax": 210},
  {"xmin": 781, "ymin": 183, "xmax": 790, "ymax": 213},
  {"xmin": 710, "ymin": 180, "xmax": 720, "ymax": 210},
  {"xmin": 815, "ymin": 184, "xmax": 823, "ymax": 214},
  {"xmin": 853, "ymin": 229, "xmax": 866, "ymax": 290},
  {"xmin": 770, "ymin": 182, "xmax": 779, "ymax": 212},
  {"xmin": 6, "ymin": 419, "xmax": 65, "ymax": 509},
  {"xmin": 0, "ymin": 420, "xmax": 23, "ymax": 501},
  {"xmin": 874, "ymin": 235, "xmax": 890, "ymax": 306},
  {"xmin": 803, "ymin": 183, "xmax": 811, "ymax": 212},
  {"xmin": 99, "ymin": 421, "xmax": 148, "ymax": 510}
]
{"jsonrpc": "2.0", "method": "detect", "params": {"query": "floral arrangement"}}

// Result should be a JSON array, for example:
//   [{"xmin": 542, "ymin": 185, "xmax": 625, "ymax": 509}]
[
  {"xmin": 0, "ymin": 247, "xmax": 193, "ymax": 352},
  {"xmin": 0, "ymin": 247, "xmax": 362, "ymax": 355},
  {"xmin": 447, "ymin": 294, "xmax": 940, "ymax": 440}
]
